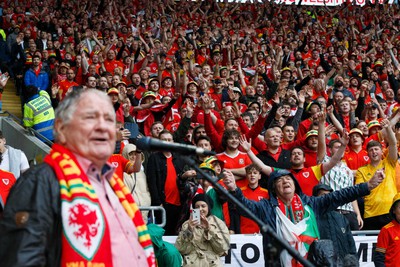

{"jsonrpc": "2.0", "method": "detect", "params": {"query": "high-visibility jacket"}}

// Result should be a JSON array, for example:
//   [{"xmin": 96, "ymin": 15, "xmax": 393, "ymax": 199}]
[
  {"xmin": 0, "ymin": 29, "xmax": 6, "ymax": 42},
  {"xmin": 23, "ymin": 90, "xmax": 55, "ymax": 141}
]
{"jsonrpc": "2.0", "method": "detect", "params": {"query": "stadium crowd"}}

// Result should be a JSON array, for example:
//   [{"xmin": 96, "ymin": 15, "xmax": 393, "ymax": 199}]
[{"xmin": 1, "ymin": 0, "xmax": 400, "ymax": 265}]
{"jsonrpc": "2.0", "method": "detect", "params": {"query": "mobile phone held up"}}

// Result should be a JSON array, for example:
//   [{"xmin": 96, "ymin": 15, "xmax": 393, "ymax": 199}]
[{"xmin": 192, "ymin": 208, "xmax": 201, "ymax": 224}]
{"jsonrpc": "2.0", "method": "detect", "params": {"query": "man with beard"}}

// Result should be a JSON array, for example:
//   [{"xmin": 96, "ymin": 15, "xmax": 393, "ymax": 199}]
[
  {"xmin": 24, "ymin": 55, "xmax": 49, "ymax": 92},
  {"xmin": 103, "ymin": 49, "xmax": 124, "ymax": 75},
  {"xmin": 57, "ymin": 68, "xmax": 78, "ymax": 100},
  {"xmin": 217, "ymin": 129, "xmax": 251, "ymax": 188},
  {"xmin": 333, "ymin": 75, "xmax": 354, "ymax": 99},
  {"xmin": 348, "ymin": 77, "xmax": 360, "ymax": 99},
  {"xmin": 369, "ymin": 70, "xmax": 383, "ymax": 98},
  {"xmin": 98, "ymin": 76, "xmax": 109, "ymax": 92},
  {"xmin": 129, "ymin": 72, "xmax": 146, "ymax": 101}
]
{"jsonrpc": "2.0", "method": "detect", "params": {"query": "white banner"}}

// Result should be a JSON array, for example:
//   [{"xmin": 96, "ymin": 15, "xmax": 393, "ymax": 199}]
[{"xmin": 164, "ymin": 234, "xmax": 377, "ymax": 266}]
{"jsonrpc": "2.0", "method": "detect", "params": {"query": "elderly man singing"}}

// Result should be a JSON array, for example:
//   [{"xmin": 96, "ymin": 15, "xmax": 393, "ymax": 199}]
[{"xmin": 0, "ymin": 89, "xmax": 155, "ymax": 267}]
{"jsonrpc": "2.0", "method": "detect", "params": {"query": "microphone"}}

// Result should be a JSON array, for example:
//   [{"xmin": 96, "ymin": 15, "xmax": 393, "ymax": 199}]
[{"xmin": 136, "ymin": 137, "xmax": 216, "ymax": 156}]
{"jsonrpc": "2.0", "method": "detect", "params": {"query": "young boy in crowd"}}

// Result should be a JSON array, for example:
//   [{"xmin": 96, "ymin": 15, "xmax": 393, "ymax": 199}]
[{"xmin": 239, "ymin": 164, "xmax": 269, "ymax": 234}]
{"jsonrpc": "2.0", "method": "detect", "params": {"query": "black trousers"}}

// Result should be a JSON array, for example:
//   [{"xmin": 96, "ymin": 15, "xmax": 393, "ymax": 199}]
[
  {"xmin": 363, "ymin": 213, "xmax": 392, "ymax": 230},
  {"xmin": 337, "ymin": 210, "xmax": 359, "ymax": 230},
  {"xmin": 156, "ymin": 203, "xmax": 182, "ymax": 236}
]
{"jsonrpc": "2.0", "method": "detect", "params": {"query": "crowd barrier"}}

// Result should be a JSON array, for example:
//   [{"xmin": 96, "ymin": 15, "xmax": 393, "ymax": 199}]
[{"xmin": 164, "ymin": 232, "xmax": 379, "ymax": 266}]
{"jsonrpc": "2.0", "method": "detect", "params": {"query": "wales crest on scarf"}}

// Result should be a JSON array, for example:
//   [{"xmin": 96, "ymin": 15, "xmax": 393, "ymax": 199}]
[{"xmin": 44, "ymin": 144, "xmax": 156, "ymax": 267}]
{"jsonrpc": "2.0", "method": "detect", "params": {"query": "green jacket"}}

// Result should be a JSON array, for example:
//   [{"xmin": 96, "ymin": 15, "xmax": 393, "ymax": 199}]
[{"xmin": 147, "ymin": 224, "xmax": 182, "ymax": 267}]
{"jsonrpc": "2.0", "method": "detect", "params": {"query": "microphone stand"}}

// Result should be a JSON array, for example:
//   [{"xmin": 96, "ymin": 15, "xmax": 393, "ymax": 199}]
[{"xmin": 182, "ymin": 156, "xmax": 314, "ymax": 267}]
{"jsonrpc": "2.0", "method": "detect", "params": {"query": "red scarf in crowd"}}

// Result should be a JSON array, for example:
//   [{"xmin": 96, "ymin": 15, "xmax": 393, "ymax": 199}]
[{"xmin": 277, "ymin": 193, "xmax": 305, "ymax": 224}]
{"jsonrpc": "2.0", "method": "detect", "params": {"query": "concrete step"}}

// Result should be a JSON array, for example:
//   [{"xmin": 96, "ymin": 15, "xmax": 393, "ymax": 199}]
[{"xmin": 2, "ymin": 80, "xmax": 22, "ymax": 119}]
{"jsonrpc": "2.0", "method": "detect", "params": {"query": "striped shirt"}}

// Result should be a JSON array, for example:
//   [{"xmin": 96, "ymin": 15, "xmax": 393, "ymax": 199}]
[{"xmin": 320, "ymin": 155, "xmax": 354, "ymax": 211}]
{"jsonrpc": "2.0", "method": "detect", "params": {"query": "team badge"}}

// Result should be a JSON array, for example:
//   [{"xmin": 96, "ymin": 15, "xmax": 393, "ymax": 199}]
[
  {"xmin": 62, "ymin": 199, "xmax": 105, "ymax": 260},
  {"xmin": 111, "ymin": 162, "xmax": 119, "ymax": 168}
]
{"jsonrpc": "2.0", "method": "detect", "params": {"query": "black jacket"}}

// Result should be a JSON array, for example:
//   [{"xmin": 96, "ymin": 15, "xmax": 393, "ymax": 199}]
[
  {"xmin": 256, "ymin": 149, "xmax": 291, "ymax": 189},
  {"xmin": 146, "ymin": 152, "xmax": 187, "ymax": 206},
  {"xmin": 0, "ymin": 163, "xmax": 62, "ymax": 267},
  {"xmin": 256, "ymin": 149, "xmax": 291, "ymax": 170},
  {"xmin": 317, "ymin": 211, "xmax": 357, "ymax": 259}
]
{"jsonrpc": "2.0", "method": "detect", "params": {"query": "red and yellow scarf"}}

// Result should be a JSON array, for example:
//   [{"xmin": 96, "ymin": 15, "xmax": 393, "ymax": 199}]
[
  {"xmin": 278, "ymin": 193, "xmax": 304, "ymax": 224},
  {"xmin": 44, "ymin": 144, "xmax": 155, "ymax": 267}
]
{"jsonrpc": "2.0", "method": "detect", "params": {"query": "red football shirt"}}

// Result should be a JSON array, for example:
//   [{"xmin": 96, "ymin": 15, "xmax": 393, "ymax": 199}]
[
  {"xmin": 240, "ymin": 185, "xmax": 269, "ymax": 234},
  {"xmin": 217, "ymin": 151, "xmax": 252, "ymax": 188},
  {"xmin": 376, "ymin": 220, "xmax": 400, "ymax": 266},
  {"xmin": 291, "ymin": 165, "xmax": 323, "ymax": 196},
  {"xmin": 0, "ymin": 170, "xmax": 17, "ymax": 204},
  {"xmin": 164, "ymin": 156, "xmax": 180, "ymax": 206},
  {"xmin": 107, "ymin": 154, "xmax": 129, "ymax": 178},
  {"xmin": 344, "ymin": 149, "xmax": 369, "ymax": 171}
]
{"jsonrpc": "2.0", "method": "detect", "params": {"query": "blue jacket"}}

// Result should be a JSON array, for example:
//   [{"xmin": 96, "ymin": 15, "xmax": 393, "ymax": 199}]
[
  {"xmin": 24, "ymin": 68, "xmax": 49, "ymax": 91},
  {"xmin": 230, "ymin": 170, "xmax": 370, "ymax": 266}
]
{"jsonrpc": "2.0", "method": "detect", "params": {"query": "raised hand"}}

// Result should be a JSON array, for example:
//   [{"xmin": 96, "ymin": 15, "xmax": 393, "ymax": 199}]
[
  {"xmin": 367, "ymin": 169, "xmax": 385, "ymax": 191},
  {"xmin": 317, "ymin": 111, "xmax": 326, "ymax": 124},
  {"xmin": 339, "ymin": 130, "xmax": 350, "ymax": 146},
  {"xmin": 325, "ymin": 124, "xmax": 337, "ymax": 136},
  {"xmin": 262, "ymin": 101, "xmax": 272, "ymax": 115},
  {"xmin": 326, "ymin": 105, "xmax": 334, "ymax": 115},
  {"xmin": 222, "ymin": 170, "xmax": 237, "ymax": 191},
  {"xmin": 239, "ymin": 134, "xmax": 251, "ymax": 152},
  {"xmin": 298, "ymin": 90, "xmax": 306, "ymax": 104},
  {"xmin": 380, "ymin": 118, "xmax": 390, "ymax": 129}
]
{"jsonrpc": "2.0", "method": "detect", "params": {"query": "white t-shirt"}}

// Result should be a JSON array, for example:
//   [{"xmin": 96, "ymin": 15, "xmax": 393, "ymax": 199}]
[{"xmin": 0, "ymin": 147, "xmax": 30, "ymax": 178}]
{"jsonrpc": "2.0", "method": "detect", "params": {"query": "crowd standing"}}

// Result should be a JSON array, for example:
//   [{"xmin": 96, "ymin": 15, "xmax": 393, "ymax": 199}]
[{"xmin": 1, "ymin": 0, "xmax": 400, "ymax": 266}]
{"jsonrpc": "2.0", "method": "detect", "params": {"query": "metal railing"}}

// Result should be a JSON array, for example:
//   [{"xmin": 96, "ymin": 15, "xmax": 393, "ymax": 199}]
[
  {"xmin": 139, "ymin": 206, "xmax": 167, "ymax": 228},
  {"xmin": 352, "ymin": 230, "xmax": 380, "ymax": 235},
  {"xmin": 0, "ymin": 111, "xmax": 51, "ymax": 165}
]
